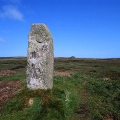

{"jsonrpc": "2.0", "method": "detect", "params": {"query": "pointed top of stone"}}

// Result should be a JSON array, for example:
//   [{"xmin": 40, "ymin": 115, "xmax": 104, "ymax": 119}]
[
  {"xmin": 30, "ymin": 23, "xmax": 50, "ymax": 35},
  {"xmin": 29, "ymin": 23, "xmax": 52, "ymax": 43}
]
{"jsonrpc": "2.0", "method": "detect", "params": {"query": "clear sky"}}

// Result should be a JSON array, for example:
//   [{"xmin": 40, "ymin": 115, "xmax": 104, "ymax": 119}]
[{"xmin": 0, "ymin": 0, "xmax": 120, "ymax": 58}]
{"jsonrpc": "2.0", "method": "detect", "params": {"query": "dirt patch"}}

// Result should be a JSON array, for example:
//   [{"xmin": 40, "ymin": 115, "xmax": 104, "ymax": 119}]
[
  {"xmin": 54, "ymin": 71, "xmax": 72, "ymax": 77},
  {"xmin": 0, "ymin": 81, "xmax": 22, "ymax": 115},
  {"xmin": 104, "ymin": 115, "xmax": 115, "ymax": 120},
  {"xmin": 0, "ymin": 70, "xmax": 16, "ymax": 76},
  {"xmin": 75, "ymin": 103, "xmax": 89, "ymax": 118}
]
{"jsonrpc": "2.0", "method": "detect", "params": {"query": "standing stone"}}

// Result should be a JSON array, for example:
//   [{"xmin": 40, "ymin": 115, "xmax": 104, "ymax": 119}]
[{"xmin": 26, "ymin": 24, "xmax": 54, "ymax": 89}]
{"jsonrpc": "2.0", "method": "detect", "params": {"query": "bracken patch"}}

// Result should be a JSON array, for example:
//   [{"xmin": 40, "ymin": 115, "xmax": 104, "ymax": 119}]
[{"xmin": 0, "ymin": 81, "xmax": 22, "ymax": 115}]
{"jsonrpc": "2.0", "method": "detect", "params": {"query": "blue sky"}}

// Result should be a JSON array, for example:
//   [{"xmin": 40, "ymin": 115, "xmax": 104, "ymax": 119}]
[{"xmin": 0, "ymin": 0, "xmax": 120, "ymax": 58}]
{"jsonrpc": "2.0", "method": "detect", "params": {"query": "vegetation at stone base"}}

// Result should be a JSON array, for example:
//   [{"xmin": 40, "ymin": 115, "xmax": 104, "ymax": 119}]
[
  {"xmin": 0, "ymin": 58, "xmax": 120, "ymax": 120},
  {"xmin": 0, "ymin": 75, "xmax": 81, "ymax": 120}
]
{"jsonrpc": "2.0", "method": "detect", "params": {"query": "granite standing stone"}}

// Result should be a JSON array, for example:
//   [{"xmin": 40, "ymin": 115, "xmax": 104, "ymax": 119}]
[{"xmin": 26, "ymin": 24, "xmax": 54, "ymax": 89}]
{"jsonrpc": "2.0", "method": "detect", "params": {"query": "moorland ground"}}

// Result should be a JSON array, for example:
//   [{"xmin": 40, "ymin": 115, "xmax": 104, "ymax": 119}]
[{"xmin": 0, "ymin": 58, "xmax": 120, "ymax": 120}]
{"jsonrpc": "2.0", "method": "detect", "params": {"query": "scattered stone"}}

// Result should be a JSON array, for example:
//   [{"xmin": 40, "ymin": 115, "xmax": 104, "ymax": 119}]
[
  {"xmin": 103, "ymin": 77, "xmax": 110, "ymax": 81},
  {"xmin": 27, "ymin": 24, "xmax": 54, "ymax": 90},
  {"xmin": 28, "ymin": 98, "xmax": 34, "ymax": 106}
]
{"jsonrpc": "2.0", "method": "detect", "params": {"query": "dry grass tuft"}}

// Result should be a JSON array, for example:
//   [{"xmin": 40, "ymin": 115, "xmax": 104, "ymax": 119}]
[{"xmin": 54, "ymin": 71, "xmax": 72, "ymax": 77}]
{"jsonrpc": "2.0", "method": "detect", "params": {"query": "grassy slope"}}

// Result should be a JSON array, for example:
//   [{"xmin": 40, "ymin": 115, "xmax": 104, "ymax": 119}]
[{"xmin": 0, "ymin": 58, "xmax": 120, "ymax": 120}]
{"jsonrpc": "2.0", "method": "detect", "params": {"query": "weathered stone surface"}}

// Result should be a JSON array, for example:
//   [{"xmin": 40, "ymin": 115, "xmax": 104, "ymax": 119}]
[{"xmin": 26, "ymin": 24, "xmax": 54, "ymax": 89}]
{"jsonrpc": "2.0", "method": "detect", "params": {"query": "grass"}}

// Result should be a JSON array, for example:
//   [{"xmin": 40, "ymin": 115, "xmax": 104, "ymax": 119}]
[
  {"xmin": 0, "ymin": 75, "xmax": 81, "ymax": 120},
  {"xmin": 85, "ymin": 78, "xmax": 120, "ymax": 119},
  {"xmin": 0, "ymin": 58, "xmax": 120, "ymax": 120}
]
